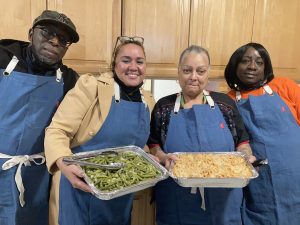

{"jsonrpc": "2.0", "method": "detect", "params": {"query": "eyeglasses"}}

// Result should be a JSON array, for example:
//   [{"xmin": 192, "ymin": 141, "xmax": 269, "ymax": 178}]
[
  {"xmin": 35, "ymin": 26, "xmax": 72, "ymax": 48},
  {"xmin": 113, "ymin": 36, "xmax": 144, "ymax": 53},
  {"xmin": 117, "ymin": 36, "xmax": 144, "ymax": 45},
  {"xmin": 111, "ymin": 36, "xmax": 144, "ymax": 68},
  {"xmin": 180, "ymin": 65, "xmax": 209, "ymax": 76}
]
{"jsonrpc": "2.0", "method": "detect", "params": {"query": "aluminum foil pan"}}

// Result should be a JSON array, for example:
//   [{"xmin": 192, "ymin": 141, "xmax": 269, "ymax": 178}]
[
  {"xmin": 64, "ymin": 145, "xmax": 168, "ymax": 200},
  {"xmin": 169, "ymin": 152, "xmax": 258, "ymax": 188}
]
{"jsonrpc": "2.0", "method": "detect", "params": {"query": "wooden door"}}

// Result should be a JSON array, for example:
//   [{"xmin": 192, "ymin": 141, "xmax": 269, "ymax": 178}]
[
  {"xmin": 252, "ymin": 0, "xmax": 300, "ymax": 80},
  {"xmin": 47, "ymin": 0, "xmax": 121, "ymax": 74},
  {"xmin": 190, "ymin": 0, "xmax": 256, "ymax": 78},
  {"xmin": 122, "ymin": 0, "xmax": 190, "ymax": 78},
  {"xmin": 0, "ymin": 0, "xmax": 45, "ymax": 40}
]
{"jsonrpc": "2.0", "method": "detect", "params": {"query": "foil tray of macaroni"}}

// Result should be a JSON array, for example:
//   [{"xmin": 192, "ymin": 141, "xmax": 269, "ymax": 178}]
[
  {"xmin": 64, "ymin": 145, "xmax": 168, "ymax": 200},
  {"xmin": 169, "ymin": 152, "xmax": 258, "ymax": 188}
]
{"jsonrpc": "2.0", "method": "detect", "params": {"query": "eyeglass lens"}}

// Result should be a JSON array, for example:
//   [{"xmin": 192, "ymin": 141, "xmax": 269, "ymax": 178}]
[{"xmin": 35, "ymin": 26, "xmax": 71, "ymax": 48}]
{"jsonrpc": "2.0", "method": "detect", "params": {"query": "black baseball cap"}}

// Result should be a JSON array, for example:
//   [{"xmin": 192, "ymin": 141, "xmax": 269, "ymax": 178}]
[{"xmin": 33, "ymin": 10, "xmax": 79, "ymax": 43}]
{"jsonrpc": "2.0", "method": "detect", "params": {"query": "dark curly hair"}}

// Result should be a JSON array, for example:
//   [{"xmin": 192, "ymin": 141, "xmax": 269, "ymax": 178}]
[{"xmin": 224, "ymin": 42, "xmax": 274, "ymax": 90}]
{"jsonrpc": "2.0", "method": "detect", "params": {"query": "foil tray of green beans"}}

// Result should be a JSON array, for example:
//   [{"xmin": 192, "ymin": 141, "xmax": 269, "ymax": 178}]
[{"xmin": 65, "ymin": 145, "xmax": 168, "ymax": 200}]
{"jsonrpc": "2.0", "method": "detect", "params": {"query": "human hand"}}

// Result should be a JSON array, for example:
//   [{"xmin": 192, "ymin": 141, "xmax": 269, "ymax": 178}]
[
  {"xmin": 236, "ymin": 143, "xmax": 256, "ymax": 163},
  {"xmin": 148, "ymin": 153, "xmax": 160, "ymax": 163},
  {"xmin": 161, "ymin": 153, "xmax": 178, "ymax": 170},
  {"xmin": 246, "ymin": 155, "xmax": 256, "ymax": 164},
  {"xmin": 56, "ymin": 157, "xmax": 92, "ymax": 193},
  {"xmin": 149, "ymin": 146, "xmax": 178, "ymax": 169}
]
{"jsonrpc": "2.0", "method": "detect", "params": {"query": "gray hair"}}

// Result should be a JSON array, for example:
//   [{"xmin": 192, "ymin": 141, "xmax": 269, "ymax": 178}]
[{"xmin": 178, "ymin": 45, "xmax": 210, "ymax": 66}]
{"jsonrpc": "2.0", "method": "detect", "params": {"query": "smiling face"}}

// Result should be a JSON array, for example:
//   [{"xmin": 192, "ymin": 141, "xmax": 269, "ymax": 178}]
[
  {"xmin": 29, "ymin": 23, "xmax": 70, "ymax": 65},
  {"xmin": 114, "ymin": 43, "xmax": 146, "ymax": 87},
  {"xmin": 236, "ymin": 47, "xmax": 265, "ymax": 87},
  {"xmin": 178, "ymin": 51, "xmax": 209, "ymax": 99}
]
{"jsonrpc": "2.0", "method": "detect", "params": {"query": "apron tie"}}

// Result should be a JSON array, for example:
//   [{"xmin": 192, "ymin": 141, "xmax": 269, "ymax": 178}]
[
  {"xmin": 0, "ymin": 152, "xmax": 46, "ymax": 207},
  {"xmin": 191, "ymin": 187, "xmax": 206, "ymax": 210}
]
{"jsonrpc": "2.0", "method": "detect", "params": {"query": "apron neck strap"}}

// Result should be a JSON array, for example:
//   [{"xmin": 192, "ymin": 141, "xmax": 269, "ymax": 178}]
[
  {"xmin": 56, "ymin": 68, "xmax": 63, "ymax": 82},
  {"xmin": 114, "ymin": 82, "xmax": 147, "ymax": 107},
  {"xmin": 236, "ymin": 91, "xmax": 242, "ymax": 102},
  {"xmin": 114, "ymin": 82, "xmax": 121, "ymax": 102},
  {"xmin": 203, "ymin": 90, "xmax": 215, "ymax": 109},
  {"xmin": 174, "ymin": 93, "xmax": 181, "ymax": 113},
  {"xmin": 263, "ymin": 84, "xmax": 273, "ymax": 95},
  {"xmin": 3, "ymin": 56, "xmax": 19, "ymax": 76},
  {"xmin": 174, "ymin": 90, "xmax": 214, "ymax": 113}
]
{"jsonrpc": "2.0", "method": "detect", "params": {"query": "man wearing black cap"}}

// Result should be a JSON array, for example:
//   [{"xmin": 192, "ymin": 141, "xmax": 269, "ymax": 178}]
[{"xmin": 0, "ymin": 10, "xmax": 79, "ymax": 225}]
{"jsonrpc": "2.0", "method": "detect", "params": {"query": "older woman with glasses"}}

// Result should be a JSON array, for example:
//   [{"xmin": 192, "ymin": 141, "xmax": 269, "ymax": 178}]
[
  {"xmin": 148, "ymin": 45, "xmax": 255, "ymax": 225},
  {"xmin": 44, "ymin": 36, "xmax": 155, "ymax": 225}
]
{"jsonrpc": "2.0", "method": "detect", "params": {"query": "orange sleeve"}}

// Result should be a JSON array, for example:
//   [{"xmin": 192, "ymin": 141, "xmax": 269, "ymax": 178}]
[{"xmin": 270, "ymin": 77, "xmax": 300, "ymax": 125}]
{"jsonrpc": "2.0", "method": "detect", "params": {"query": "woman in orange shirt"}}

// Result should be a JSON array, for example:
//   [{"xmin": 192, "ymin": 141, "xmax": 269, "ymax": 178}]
[{"xmin": 225, "ymin": 42, "xmax": 300, "ymax": 225}]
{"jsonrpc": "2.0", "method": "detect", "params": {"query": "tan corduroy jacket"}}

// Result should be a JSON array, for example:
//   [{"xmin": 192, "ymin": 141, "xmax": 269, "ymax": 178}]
[{"xmin": 44, "ymin": 72, "xmax": 155, "ymax": 174}]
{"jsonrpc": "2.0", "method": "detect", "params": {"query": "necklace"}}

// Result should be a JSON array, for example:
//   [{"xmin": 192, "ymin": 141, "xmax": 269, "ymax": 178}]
[{"xmin": 180, "ymin": 93, "xmax": 207, "ymax": 108}]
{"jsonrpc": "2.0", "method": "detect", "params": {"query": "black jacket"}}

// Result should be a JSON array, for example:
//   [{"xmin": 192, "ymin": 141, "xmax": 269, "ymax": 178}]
[{"xmin": 0, "ymin": 39, "xmax": 78, "ymax": 94}]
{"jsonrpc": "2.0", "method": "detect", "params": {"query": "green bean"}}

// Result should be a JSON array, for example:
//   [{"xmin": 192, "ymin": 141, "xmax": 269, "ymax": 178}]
[{"xmin": 82, "ymin": 151, "xmax": 161, "ymax": 192}]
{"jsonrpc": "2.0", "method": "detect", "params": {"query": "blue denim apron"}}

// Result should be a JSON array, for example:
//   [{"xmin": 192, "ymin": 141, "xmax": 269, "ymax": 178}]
[
  {"xmin": 0, "ymin": 56, "xmax": 64, "ymax": 225},
  {"xmin": 58, "ymin": 84, "xmax": 150, "ymax": 225},
  {"xmin": 236, "ymin": 85, "xmax": 300, "ymax": 225},
  {"xmin": 155, "ymin": 91, "xmax": 243, "ymax": 225}
]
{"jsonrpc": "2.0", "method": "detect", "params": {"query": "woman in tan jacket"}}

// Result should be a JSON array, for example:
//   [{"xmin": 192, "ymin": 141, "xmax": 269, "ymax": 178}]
[{"xmin": 45, "ymin": 36, "xmax": 155, "ymax": 225}]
